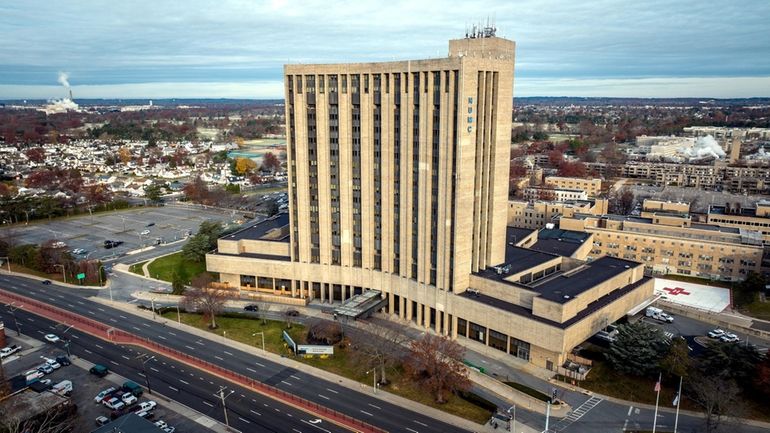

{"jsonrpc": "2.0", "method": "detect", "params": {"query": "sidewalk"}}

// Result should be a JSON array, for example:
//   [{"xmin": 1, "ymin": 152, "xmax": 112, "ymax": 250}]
[{"xmin": 1, "ymin": 269, "xmax": 108, "ymax": 290}]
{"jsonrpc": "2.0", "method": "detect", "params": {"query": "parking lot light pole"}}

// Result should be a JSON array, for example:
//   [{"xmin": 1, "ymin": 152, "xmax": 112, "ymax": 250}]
[
  {"xmin": 6, "ymin": 302, "xmax": 23, "ymax": 335},
  {"xmin": 136, "ymin": 354, "xmax": 156, "ymax": 395},
  {"xmin": 216, "ymin": 387, "xmax": 235, "ymax": 431}
]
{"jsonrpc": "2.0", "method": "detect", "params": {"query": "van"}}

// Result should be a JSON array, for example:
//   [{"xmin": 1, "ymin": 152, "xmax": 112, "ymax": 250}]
[
  {"xmin": 646, "ymin": 306, "xmax": 674, "ymax": 323},
  {"xmin": 122, "ymin": 380, "xmax": 144, "ymax": 397},
  {"xmin": 89, "ymin": 364, "xmax": 109, "ymax": 377},
  {"xmin": 52, "ymin": 380, "xmax": 73, "ymax": 396}
]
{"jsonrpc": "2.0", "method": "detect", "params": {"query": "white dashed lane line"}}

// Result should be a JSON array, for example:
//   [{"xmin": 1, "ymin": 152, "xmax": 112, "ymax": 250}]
[
  {"xmin": 150, "ymin": 367, "xmax": 160, "ymax": 372},
  {"xmin": 325, "ymin": 388, "xmax": 338, "ymax": 394},
  {"xmin": 318, "ymin": 394, "xmax": 330, "ymax": 400},
  {"xmin": 214, "ymin": 356, "xmax": 224, "ymax": 360},
  {"xmin": 250, "ymin": 410, "xmax": 261, "ymax": 416},
  {"xmin": 246, "ymin": 367, "xmax": 257, "ymax": 373},
  {"xmin": 185, "ymin": 345, "xmax": 195, "ymax": 350},
  {"xmin": 239, "ymin": 417, "xmax": 251, "ymax": 424},
  {"xmin": 413, "ymin": 420, "xmax": 428, "ymax": 427},
  {"xmin": 255, "ymin": 362, "xmax": 265, "ymax": 367},
  {"xmin": 223, "ymin": 351, "xmax": 233, "ymax": 356},
  {"xmin": 119, "ymin": 315, "xmax": 127, "ymax": 319},
  {"xmin": 360, "ymin": 410, "xmax": 373, "ymax": 416},
  {"xmin": 368, "ymin": 403, "xmax": 381, "ymax": 410},
  {"xmin": 94, "ymin": 344, "xmax": 104, "ymax": 349}
]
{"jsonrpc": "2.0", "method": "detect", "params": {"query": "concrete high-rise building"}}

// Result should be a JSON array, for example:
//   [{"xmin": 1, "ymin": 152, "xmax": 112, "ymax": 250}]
[{"xmin": 207, "ymin": 33, "xmax": 654, "ymax": 370}]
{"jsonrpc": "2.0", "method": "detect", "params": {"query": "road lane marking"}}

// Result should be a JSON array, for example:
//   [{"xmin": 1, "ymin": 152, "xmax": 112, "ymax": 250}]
[
  {"xmin": 255, "ymin": 362, "xmax": 265, "ymax": 367},
  {"xmin": 238, "ymin": 417, "xmax": 251, "ymax": 423},
  {"xmin": 318, "ymin": 394, "xmax": 330, "ymax": 400},
  {"xmin": 223, "ymin": 351, "xmax": 233, "ymax": 356},
  {"xmin": 70, "ymin": 334, "xmax": 79, "ymax": 339},
  {"xmin": 109, "ymin": 318, "xmax": 117, "ymax": 323},
  {"xmin": 95, "ymin": 344, "xmax": 104, "ymax": 349},
  {"xmin": 290, "ymin": 375, "xmax": 301, "ymax": 380},
  {"xmin": 157, "ymin": 335, "xmax": 167, "ymax": 340},
  {"xmin": 214, "ymin": 356, "xmax": 223, "ymax": 360},
  {"xmin": 109, "ymin": 360, "xmax": 119, "ymax": 366},
  {"xmin": 150, "ymin": 367, "xmax": 159, "ymax": 372},
  {"xmin": 246, "ymin": 367, "xmax": 257, "ymax": 373},
  {"xmin": 84, "ymin": 349, "xmax": 92, "ymax": 354},
  {"xmin": 48, "ymin": 297, "xmax": 55, "ymax": 301},
  {"xmin": 97, "ymin": 308, "xmax": 105, "ymax": 312},
  {"xmin": 185, "ymin": 345, "xmax": 195, "ymax": 350},
  {"xmin": 168, "ymin": 331, "xmax": 176, "ymax": 336},
  {"xmin": 168, "ymin": 386, "xmax": 179, "ymax": 392},
  {"xmin": 360, "ymin": 410, "xmax": 373, "ymax": 416},
  {"xmin": 121, "ymin": 355, "xmax": 130, "ymax": 360},
  {"xmin": 250, "ymin": 410, "xmax": 261, "ymax": 416},
  {"xmin": 132, "ymin": 326, "xmax": 141, "ymax": 331},
  {"xmin": 119, "ymin": 315, "xmax": 127, "ymax": 319},
  {"xmin": 138, "ymin": 372, "xmax": 145, "ymax": 377},
  {"xmin": 67, "ymin": 304, "xmax": 74, "ymax": 307},
  {"xmin": 406, "ymin": 428, "xmax": 419, "ymax": 433},
  {"xmin": 325, "ymin": 388, "xmax": 338, "ymax": 394},
  {"xmin": 179, "ymin": 379, "xmax": 189, "ymax": 385},
  {"xmin": 26, "ymin": 318, "xmax": 34, "ymax": 322},
  {"xmin": 413, "ymin": 420, "xmax": 428, "ymax": 427},
  {"xmin": 195, "ymin": 341, "xmax": 204, "ymax": 345},
  {"xmin": 627, "ymin": 406, "xmax": 634, "ymax": 416},
  {"xmin": 142, "ymin": 323, "xmax": 150, "ymax": 327},
  {"xmin": 87, "ymin": 310, "xmax": 95, "ymax": 315},
  {"xmin": 281, "ymin": 381, "xmax": 292, "ymax": 386},
  {"xmin": 368, "ymin": 403, "xmax": 381, "ymax": 410},
  {"xmin": 76, "ymin": 301, "xmax": 84, "ymax": 305},
  {"xmin": 301, "ymin": 419, "xmax": 331, "ymax": 433},
  {"xmin": 287, "ymin": 413, "xmax": 293, "ymax": 417}
]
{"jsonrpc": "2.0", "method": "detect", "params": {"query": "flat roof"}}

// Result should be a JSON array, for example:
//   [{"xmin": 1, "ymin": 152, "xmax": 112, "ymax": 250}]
[
  {"xmin": 223, "ymin": 213, "xmax": 290, "ymax": 242},
  {"xmin": 531, "ymin": 228, "xmax": 589, "ymax": 257},
  {"xmin": 477, "ymin": 245, "xmax": 560, "ymax": 281},
  {"xmin": 529, "ymin": 256, "xmax": 638, "ymax": 303},
  {"xmin": 506, "ymin": 227, "xmax": 536, "ymax": 245},
  {"xmin": 460, "ymin": 276, "xmax": 651, "ymax": 329},
  {"xmin": 91, "ymin": 413, "xmax": 160, "ymax": 433}
]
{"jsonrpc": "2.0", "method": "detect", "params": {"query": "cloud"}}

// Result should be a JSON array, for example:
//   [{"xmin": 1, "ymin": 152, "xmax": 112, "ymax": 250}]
[
  {"xmin": 0, "ymin": 0, "xmax": 769, "ymax": 98},
  {"xmin": 57, "ymin": 71, "xmax": 70, "ymax": 87}
]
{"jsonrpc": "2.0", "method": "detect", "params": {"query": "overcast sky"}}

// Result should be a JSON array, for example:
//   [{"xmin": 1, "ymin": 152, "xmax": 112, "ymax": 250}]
[{"xmin": 1, "ymin": 0, "xmax": 769, "ymax": 99}]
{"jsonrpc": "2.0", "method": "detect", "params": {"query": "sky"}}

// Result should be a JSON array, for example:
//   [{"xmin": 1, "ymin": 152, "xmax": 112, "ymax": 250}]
[{"xmin": 1, "ymin": 0, "xmax": 769, "ymax": 99}]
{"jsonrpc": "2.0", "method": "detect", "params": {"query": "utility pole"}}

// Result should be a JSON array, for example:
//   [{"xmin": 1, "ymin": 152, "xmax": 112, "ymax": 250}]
[
  {"xmin": 54, "ymin": 264, "xmax": 66, "ymax": 283},
  {"xmin": 253, "ymin": 332, "xmax": 265, "ymax": 351},
  {"xmin": 215, "ymin": 386, "xmax": 235, "ymax": 431},
  {"xmin": 5, "ymin": 303, "xmax": 22, "ymax": 336},
  {"xmin": 136, "ymin": 353, "xmax": 156, "ymax": 395}
]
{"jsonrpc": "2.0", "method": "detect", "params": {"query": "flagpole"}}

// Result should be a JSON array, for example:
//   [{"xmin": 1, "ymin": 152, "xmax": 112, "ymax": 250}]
[
  {"xmin": 652, "ymin": 372, "xmax": 662, "ymax": 433},
  {"xmin": 673, "ymin": 375, "xmax": 683, "ymax": 433}
]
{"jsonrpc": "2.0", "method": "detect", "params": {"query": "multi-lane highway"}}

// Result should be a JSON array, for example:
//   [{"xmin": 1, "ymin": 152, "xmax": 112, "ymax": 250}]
[
  {"xmin": 0, "ymin": 306, "xmax": 352, "ymax": 433},
  {"xmin": 0, "ymin": 274, "xmax": 470, "ymax": 433}
]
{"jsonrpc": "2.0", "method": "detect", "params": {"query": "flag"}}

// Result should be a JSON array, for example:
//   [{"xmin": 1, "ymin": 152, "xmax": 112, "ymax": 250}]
[
  {"xmin": 654, "ymin": 379, "xmax": 661, "ymax": 393},
  {"xmin": 672, "ymin": 392, "xmax": 680, "ymax": 407}
]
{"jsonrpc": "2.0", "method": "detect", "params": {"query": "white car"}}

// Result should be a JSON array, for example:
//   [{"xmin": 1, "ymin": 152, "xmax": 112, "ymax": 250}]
[
  {"xmin": 707, "ymin": 329, "xmax": 725, "ymax": 339},
  {"xmin": 95, "ymin": 387, "xmax": 116, "ymax": 403},
  {"xmin": 154, "ymin": 420, "xmax": 168, "ymax": 428},
  {"xmin": 42, "ymin": 357, "xmax": 61, "ymax": 369},
  {"xmin": 720, "ymin": 332, "xmax": 740, "ymax": 343},
  {"xmin": 44, "ymin": 334, "xmax": 60, "ymax": 343},
  {"xmin": 140, "ymin": 229, "xmax": 151, "ymax": 235},
  {"xmin": 122, "ymin": 393, "xmax": 138, "ymax": 405},
  {"xmin": 136, "ymin": 400, "xmax": 157, "ymax": 412},
  {"xmin": 103, "ymin": 397, "xmax": 125, "ymax": 410}
]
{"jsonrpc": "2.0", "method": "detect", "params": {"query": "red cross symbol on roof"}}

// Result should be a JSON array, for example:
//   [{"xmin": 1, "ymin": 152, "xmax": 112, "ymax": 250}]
[{"xmin": 663, "ymin": 287, "xmax": 691, "ymax": 296}]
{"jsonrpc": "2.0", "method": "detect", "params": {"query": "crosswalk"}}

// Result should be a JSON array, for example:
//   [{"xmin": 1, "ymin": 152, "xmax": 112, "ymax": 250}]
[{"xmin": 548, "ymin": 396, "xmax": 603, "ymax": 432}]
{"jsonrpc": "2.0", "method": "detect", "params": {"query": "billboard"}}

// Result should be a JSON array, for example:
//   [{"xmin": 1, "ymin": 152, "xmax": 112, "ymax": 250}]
[{"xmin": 298, "ymin": 345, "xmax": 334, "ymax": 355}]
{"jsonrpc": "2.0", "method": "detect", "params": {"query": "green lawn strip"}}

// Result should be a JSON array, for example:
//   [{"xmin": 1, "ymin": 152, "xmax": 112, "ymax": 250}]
[
  {"xmin": 742, "ymin": 301, "xmax": 770, "ymax": 320},
  {"xmin": 161, "ymin": 311, "xmax": 493, "ymax": 424},
  {"xmin": 128, "ymin": 261, "xmax": 148, "ymax": 276},
  {"xmin": 146, "ymin": 252, "xmax": 206, "ymax": 282},
  {"xmin": 8, "ymin": 263, "xmax": 103, "ymax": 286}
]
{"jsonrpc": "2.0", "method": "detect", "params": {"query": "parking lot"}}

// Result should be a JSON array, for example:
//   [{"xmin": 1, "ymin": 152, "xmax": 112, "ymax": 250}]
[
  {"xmin": 4, "ymin": 205, "xmax": 245, "ymax": 262},
  {"xmin": 1, "ymin": 334, "xmax": 213, "ymax": 432}
]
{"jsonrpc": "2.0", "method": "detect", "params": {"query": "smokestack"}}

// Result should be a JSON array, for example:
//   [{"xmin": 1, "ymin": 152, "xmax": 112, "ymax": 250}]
[
  {"xmin": 729, "ymin": 137, "xmax": 741, "ymax": 164},
  {"xmin": 69, "ymin": 89, "xmax": 73, "ymax": 101}
]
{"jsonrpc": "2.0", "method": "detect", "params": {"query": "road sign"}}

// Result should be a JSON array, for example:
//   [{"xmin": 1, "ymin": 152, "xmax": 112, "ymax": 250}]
[{"xmin": 76, "ymin": 273, "xmax": 86, "ymax": 280}]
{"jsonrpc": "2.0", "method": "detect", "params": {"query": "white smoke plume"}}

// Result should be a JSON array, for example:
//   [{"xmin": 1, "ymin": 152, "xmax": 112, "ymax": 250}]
[
  {"xmin": 58, "ymin": 71, "xmax": 70, "ymax": 88},
  {"xmin": 681, "ymin": 135, "xmax": 726, "ymax": 160}
]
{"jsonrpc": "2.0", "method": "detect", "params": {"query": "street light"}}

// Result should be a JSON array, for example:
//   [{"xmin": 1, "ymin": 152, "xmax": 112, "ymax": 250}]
[
  {"xmin": 215, "ymin": 387, "xmax": 235, "ymax": 431},
  {"xmin": 5, "ymin": 302, "xmax": 23, "ymax": 336},
  {"xmin": 56, "ymin": 323, "xmax": 74, "ymax": 357},
  {"xmin": 53, "ymin": 264, "xmax": 66, "ymax": 283},
  {"xmin": 136, "ymin": 353, "xmax": 156, "ymax": 395},
  {"xmin": 97, "ymin": 265, "xmax": 111, "ymax": 301},
  {"xmin": 175, "ymin": 304, "xmax": 181, "ymax": 323},
  {"xmin": 506, "ymin": 405, "xmax": 516, "ymax": 432},
  {"xmin": 366, "ymin": 369, "xmax": 378, "ymax": 394},
  {"xmin": 252, "ymin": 332, "xmax": 265, "ymax": 352}
]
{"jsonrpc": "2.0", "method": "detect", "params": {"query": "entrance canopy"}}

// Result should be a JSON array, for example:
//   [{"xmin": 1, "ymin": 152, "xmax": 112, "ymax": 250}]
[{"xmin": 334, "ymin": 290, "xmax": 387, "ymax": 319}]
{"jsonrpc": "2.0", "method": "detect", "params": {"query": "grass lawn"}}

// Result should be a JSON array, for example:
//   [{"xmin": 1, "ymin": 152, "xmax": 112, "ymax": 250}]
[
  {"xmin": 161, "ymin": 311, "xmax": 494, "ymax": 424},
  {"xmin": 147, "ymin": 252, "xmax": 206, "ymax": 282},
  {"xmin": 504, "ymin": 382, "xmax": 550, "ymax": 402},
  {"xmin": 7, "ymin": 263, "xmax": 103, "ymax": 286},
  {"xmin": 128, "ymin": 261, "xmax": 147, "ymax": 276},
  {"xmin": 737, "ymin": 293, "xmax": 770, "ymax": 321}
]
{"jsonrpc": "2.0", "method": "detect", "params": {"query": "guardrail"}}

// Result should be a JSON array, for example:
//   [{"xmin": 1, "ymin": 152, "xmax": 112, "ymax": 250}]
[{"xmin": 0, "ymin": 288, "xmax": 386, "ymax": 433}]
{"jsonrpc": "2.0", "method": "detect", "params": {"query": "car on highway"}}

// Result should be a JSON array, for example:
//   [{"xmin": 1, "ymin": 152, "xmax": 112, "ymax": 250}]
[
  {"xmin": 707, "ymin": 329, "xmax": 726, "ymax": 338},
  {"xmin": 720, "ymin": 332, "xmax": 740, "ymax": 343},
  {"xmin": 95, "ymin": 387, "xmax": 117, "ymax": 403},
  {"xmin": 103, "ymin": 397, "xmax": 126, "ymax": 410},
  {"xmin": 140, "ymin": 229, "xmax": 151, "ymax": 235},
  {"xmin": 44, "ymin": 334, "xmax": 60, "ymax": 343},
  {"xmin": 244, "ymin": 304, "xmax": 259, "ymax": 312},
  {"xmin": 41, "ymin": 280, "xmax": 52, "ymax": 285}
]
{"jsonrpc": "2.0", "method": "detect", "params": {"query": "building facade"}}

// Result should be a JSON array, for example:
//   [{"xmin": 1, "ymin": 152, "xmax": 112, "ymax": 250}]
[
  {"xmin": 508, "ymin": 198, "xmax": 607, "ymax": 229},
  {"xmin": 544, "ymin": 176, "xmax": 602, "ymax": 198},
  {"xmin": 207, "ymin": 35, "xmax": 653, "ymax": 370}
]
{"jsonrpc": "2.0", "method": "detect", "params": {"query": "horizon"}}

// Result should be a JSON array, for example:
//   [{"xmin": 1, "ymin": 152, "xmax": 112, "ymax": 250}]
[{"xmin": 1, "ymin": 1, "xmax": 769, "ymax": 99}]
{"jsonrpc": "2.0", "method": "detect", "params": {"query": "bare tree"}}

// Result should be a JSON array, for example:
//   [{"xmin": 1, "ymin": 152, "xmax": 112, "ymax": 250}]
[
  {"xmin": 0, "ymin": 402, "xmax": 76, "ymax": 433},
  {"xmin": 307, "ymin": 319, "xmax": 342, "ymax": 345},
  {"xmin": 182, "ymin": 286, "xmax": 230, "ymax": 329},
  {"xmin": 348, "ymin": 321, "xmax": 409, "ymax": 385},
  {"xmin": 609, "ymin": 187, "xmax": 635, "ymax": 215},
  {"xmin": 404, "ymin": 334, "xmax": 471, "ymax": 403},
  {"xmin": 687, "ymin": 373, "xmax": 744, "ymax": 433}
]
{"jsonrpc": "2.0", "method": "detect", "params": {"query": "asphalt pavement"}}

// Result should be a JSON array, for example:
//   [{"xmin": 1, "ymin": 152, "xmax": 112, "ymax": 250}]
[{"xmin": 0, "ymin": 274, "xmax": 471, "ymax": 433}]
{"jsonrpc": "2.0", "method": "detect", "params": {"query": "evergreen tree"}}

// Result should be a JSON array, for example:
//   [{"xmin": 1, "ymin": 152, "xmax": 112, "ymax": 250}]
[{"xmin": 605, "ymin": 321, "xmax": 667, "ymax": 377}]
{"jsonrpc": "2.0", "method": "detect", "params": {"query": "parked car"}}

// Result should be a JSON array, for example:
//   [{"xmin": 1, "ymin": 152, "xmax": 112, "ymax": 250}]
[
  {"xmin": 89, "ymin": 364, "xmax": 109, "ymax": 377},
  {"xmin": 121, "ymin": 393, "xmax": 138, "ymax": 405},
  {"xmin": 44, "ymin": 334, "xmax": 60, "ymax": 343},
  {"xmin": 136, "ymin": 409, "xmax": 154, "ymax": 419},
  {"xmin": 140, "ymin": 229, "xmax": 150, "ymax": 235},
  {"xmin": 52, "ymin": 380, "xmax": 73, "ymax": 396},
  {"xmin": 95, "ymin": 387, "xmax": 117, "ymax": 403},
  {"xmin": 122, "ymin": 381, "xmax": 144, "ymax": 397},
  {"xmin": 720, "ymin": 332, "xmax": 740, "ymax": 343},
  {"xmin": 244, "ymin": 304, "xmax": 259, "ymax": 312},
  {"xmin": 163, "ymin": 427, "xmax": 176, "ymax": 433},
  {"xmin": 707, "ymin": 329, "xmax": 725, "ymax": 339},
  {"xmin": 41, "ymin": 280, "xmax": 52, "ymax": 285},
  {"xmin": 56, "ymin": 355, "xmax": 72, "ymax": 366},
  {"xmin": 42, "ymin": 357, "xmax": 61, "ymax": 369},
  {"xmin": 23, "ymin": 369, "xmax": 44, "ymax": 384},
  {"xmin": 95, "ymin": 416, "xmax": 110, "ymax": 426},
  {"xmin": 285, "ymin": 309, "xmax": 300, "ymax": 317},
  {"xmin": 37, "ymin": 364, "xmax": 54, "ymax": 374},
  {"xmin": 103, "ymin": 397, "xmax": 125, "ymax": 410},
  {"xmin": 135, "ymin": 400, "xmax": 157, "ymax": 412},
  {"xmin": 0, "ymin": 345, "xmax": 21, "ymax": 359},
  {"xmin": 154, "ymin": 420, "xmax": 169, "ymax": 428}
]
